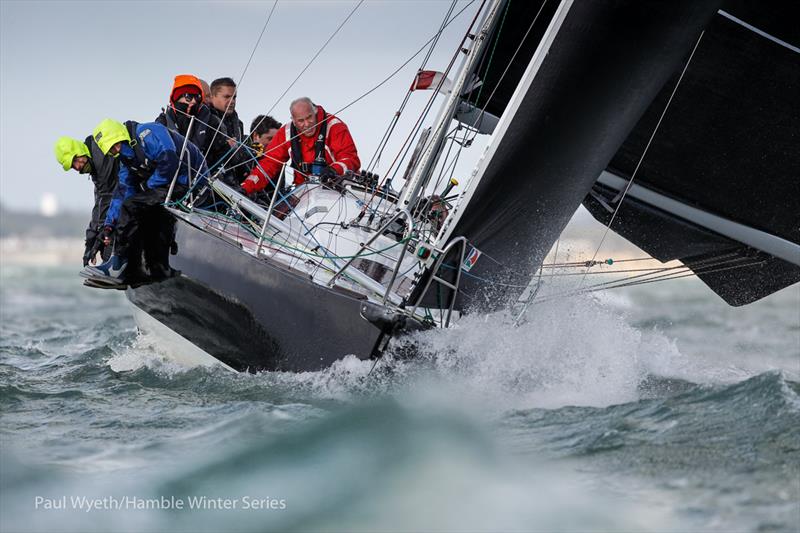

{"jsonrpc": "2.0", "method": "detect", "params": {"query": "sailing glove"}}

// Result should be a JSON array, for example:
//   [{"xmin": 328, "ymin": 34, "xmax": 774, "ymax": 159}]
[
  {"xmin": 83, "ymin": 240, "xmax": 97, "ymax": 267},
  {"xmin": 101, "ymin": 226, "xmax": 114, "ymax": 246},
  {"xmin": 319, "ymin": 166, "xmax": 338, "ymax": 183}
]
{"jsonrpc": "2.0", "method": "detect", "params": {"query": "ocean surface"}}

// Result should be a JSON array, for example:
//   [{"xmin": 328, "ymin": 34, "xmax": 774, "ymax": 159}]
[{"xmin": 1, "ymin": 263, "xmax": 798, "ymax": 532}]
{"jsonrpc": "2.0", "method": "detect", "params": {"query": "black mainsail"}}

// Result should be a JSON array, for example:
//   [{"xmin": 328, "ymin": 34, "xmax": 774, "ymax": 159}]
[
  {"xmin": 583, "ymin": 1, "xmax": 800, "ymax": 306},
  {"xmin": 420, "ymin": 0, "xmax": 726, "ymax": 310}
]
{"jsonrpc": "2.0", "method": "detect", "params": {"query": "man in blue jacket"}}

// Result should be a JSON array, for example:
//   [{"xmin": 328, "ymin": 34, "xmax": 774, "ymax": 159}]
[{"xmin": 82, "ymin": 119, "xmax": 207, "ymax": 284}]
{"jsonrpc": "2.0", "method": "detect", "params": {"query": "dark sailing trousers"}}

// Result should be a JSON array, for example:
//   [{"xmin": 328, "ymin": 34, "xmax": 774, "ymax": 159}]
[{"xmin": 114, "ymin": 186, "xmax": 185, "ymax": 275}]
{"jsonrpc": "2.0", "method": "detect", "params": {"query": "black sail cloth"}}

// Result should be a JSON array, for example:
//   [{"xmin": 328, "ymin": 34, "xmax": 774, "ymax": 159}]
[
  {"xmin": 584, "ymin": 0, "xmax": 800, "ymax": 305},
  {"xmin": 414, "ymin": 0, "xmax": 724, "ymax": 311}
]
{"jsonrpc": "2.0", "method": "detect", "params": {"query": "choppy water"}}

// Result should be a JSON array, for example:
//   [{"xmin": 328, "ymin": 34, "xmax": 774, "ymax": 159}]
[{"xmin": 1, "ymin": 264, "xmax": 798, "ymax": 532}]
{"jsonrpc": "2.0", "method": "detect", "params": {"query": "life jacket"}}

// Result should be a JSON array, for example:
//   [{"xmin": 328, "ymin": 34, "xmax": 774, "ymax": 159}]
[
  {"xmin": 122, "ymin": 121, "xmax": 157, "ymax": 187},
  {"xmin": 289, "ymin": 111, "xmax": 328, "ymax": 176}
]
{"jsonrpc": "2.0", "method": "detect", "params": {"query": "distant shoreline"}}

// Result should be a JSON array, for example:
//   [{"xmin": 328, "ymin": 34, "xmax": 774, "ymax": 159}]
[{"xmin": 0, "ymin": 237, "xmax": 83, "ymax": 267}]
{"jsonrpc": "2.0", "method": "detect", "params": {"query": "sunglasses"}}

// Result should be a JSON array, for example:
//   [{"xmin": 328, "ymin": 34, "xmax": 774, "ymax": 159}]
[{"xmin": 181, "ymin": 93, "xmax": 202, "ymax": 102}]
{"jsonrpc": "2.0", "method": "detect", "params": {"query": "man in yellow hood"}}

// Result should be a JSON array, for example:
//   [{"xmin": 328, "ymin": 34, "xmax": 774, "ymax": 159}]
[{"xmin": 53, "ymin": 135, "xmax": 119, "ymax": 266}]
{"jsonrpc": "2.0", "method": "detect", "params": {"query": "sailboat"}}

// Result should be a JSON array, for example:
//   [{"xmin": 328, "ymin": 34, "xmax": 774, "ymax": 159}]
[{"xmin": 119, "ymin": 0, "xmax": 799, "ymax": 372}]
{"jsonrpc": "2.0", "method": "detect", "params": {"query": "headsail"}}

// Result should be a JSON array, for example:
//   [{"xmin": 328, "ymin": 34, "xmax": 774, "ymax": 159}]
[
  {"xmin": 417, "ymin": 0, "xmax": 723, "ymax": 310},
  {"xmin": 583, "ymin": 1, "xmax": 800, "ymax": 305}
]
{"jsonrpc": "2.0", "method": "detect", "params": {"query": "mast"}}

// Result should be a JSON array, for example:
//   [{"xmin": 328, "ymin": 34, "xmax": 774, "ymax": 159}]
[
  {"xmin": 409, "ymin": 0, "xmax": 725, "ymax": 311},
  {"xmin": 398, "ymin": 0, "xmax": 504, "ymax": 211},
  {"xmin": 434, "ymin": 0, "xmax": 574, "ymax": 251}
]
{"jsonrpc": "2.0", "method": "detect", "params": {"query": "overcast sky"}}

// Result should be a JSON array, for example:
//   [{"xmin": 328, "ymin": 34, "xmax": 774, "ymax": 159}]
[{"xmin": 0, "ymin": 0, "xmax": 482, "ymax": 213}]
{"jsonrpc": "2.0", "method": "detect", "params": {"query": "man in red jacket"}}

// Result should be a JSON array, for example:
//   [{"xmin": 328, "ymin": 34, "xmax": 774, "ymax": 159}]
[{"xmin": 241, "ymin": 97, "xmax": 360, "ymax": 194}]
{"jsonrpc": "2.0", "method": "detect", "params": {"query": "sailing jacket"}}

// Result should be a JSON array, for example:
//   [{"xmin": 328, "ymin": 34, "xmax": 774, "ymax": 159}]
[
  {"xmin": 84, "ymin": 135, "xmax": 119, "ymax": 243},
  {"xmin": 244, "ymin": 106, "xmax": 360, "ymax": 191},
  {"xmin": 207, "ymin": 107, "xmax": 253, "ymax": 184},
  {"xmin": 104, "ymin": 122, "xmax": 206, "ymax": 227},
  {"xmin": 155, "ymin": 103, "xmax": 215, "ymax": 157}
]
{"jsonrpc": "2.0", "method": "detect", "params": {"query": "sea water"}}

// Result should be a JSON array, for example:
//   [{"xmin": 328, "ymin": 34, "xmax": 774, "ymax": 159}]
[{"xmin": 1, "ymin": 264, "xmax": 798, "ymax": 532}]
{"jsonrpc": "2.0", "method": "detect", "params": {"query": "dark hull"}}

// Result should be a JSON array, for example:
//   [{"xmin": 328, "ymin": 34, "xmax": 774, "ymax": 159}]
[{"xmin": 126, "ymin": 215, "xmax": 385, "ymax": 372}]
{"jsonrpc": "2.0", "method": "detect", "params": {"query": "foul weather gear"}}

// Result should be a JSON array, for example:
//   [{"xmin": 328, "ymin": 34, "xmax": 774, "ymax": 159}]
[
  {"xmin": 245, "ymin": 106, "xmax": 360, "ymax": 191},
  {"xmin": 84, "ymin": 134, "xmax": 119, "ymax": 238},
  {"xmin": 54, "ymin": 136, "xmax": 90, "ymax": 171},
  {"xmin": 93, "ymin": 118, "xmax": 131, "ymax": 155},
  {"xmin": 208, "ymin": 106, "xmax": 253, "ymax": 185},
  {"xmin": 156, "ymin": 73, "xmax": 220, "ymax": 161},
  {"xmin": 53, "ymin": 135, "xmax": 119, "ymax": 263},
  {"xmin": 156, "ymin": 103, "xmax": 215, "ymax": 162},
  {"xmin": 169, "ymin": 74, "xmax": 206, "ymax": 103},
  {"xmin": 98, "ymin": 120, "xmax": 210, "ymax": 282},
  {"xmin": 103, "ymin": 121, "xmax": 207, "ymax": 227}
]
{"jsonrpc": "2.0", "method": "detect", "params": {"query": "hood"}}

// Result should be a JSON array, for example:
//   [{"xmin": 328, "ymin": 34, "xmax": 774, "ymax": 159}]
[
  {"xmin": 54, "ymin": 136, "xmax": 90, "ymax": 171},
  {"xmin": 170, "ymin": 74, "xmax": 205, "ymax": 103}
]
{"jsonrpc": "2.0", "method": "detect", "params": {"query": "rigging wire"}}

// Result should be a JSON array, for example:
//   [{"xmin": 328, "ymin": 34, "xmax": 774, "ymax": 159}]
[
  {"xmin": 201, "ymin": 0, "xmax": 279, "ymax": 168},
  {"xmin": 265, "ymin": 0, "xmax": 365, "ymax": 118},
  {"xmin": 531, "ymin": 255, "xmax": 765, "ymax": 305},
  {"xmin": 382, "ymin": 0, "xmax": 489, "ymax": 191},
  {"xmin": 348, "ymin": 0, "xmax": 485, "ymax": 190},
  {"xmin": 578, "ymin": 30, "xmax": 707, "ymax": 287},
  {"xmin": 364, "ymin": 0, "xmax": 459, "ymax": 173},
  {"xmin": 214, "ymin": 0, "xmax": 365, "ymax": 175},
  {"xmin": 202, "ymin": 0, "xmax": 479, "ymax": 198},
  {"xmin": 463, "ymin": 0, "xmax": 548, "ymax": 138}
]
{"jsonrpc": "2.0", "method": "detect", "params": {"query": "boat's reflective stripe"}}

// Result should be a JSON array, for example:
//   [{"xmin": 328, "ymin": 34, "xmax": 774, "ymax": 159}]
[
  {"xmin": 326, "ymin": 117, "xmax": 342, "ymax": 135},
  {"xmin": 597, "ymin": 170, "xmax": 800, "ymax": 266},
  {"xmin": 717, "ymin": 10, "xmax": 800, "ymax": 54},
  {"xmin": 325, "ymin": 118, "xmax": 344, "ymax": 172}
]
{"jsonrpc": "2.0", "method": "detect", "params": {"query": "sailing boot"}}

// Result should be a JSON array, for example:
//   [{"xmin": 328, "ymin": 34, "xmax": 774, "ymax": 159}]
[{"xmin": 83, "ymin": 255, "xmax": 128, "ymax": 284}]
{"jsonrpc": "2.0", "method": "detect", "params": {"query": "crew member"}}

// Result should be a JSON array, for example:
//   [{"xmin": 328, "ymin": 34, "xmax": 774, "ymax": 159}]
[
  {"xmin": 156, "ymin": 74, "xmax": 237, "ymax": 183},
  {"xmin": 199, "ymin": 79, "xmax": 212, "ymax": 107},
  {"xmin": 248, "ymin": 114, "xmax": 281, "ymax": 157},
  {"xmin": 83, "ymin": 119, "xmax": 207, "ymax": 284},
  {"xmin": 208, "ymin": 77, "xmax": 251, "ymax": 185},
  {"xmin": 241, "ymin": 97, "xmax": 360, "ymax": 194},
  {"xmin": 53, "ymin": 135, "xmax": 119, "ymax": 266}
]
